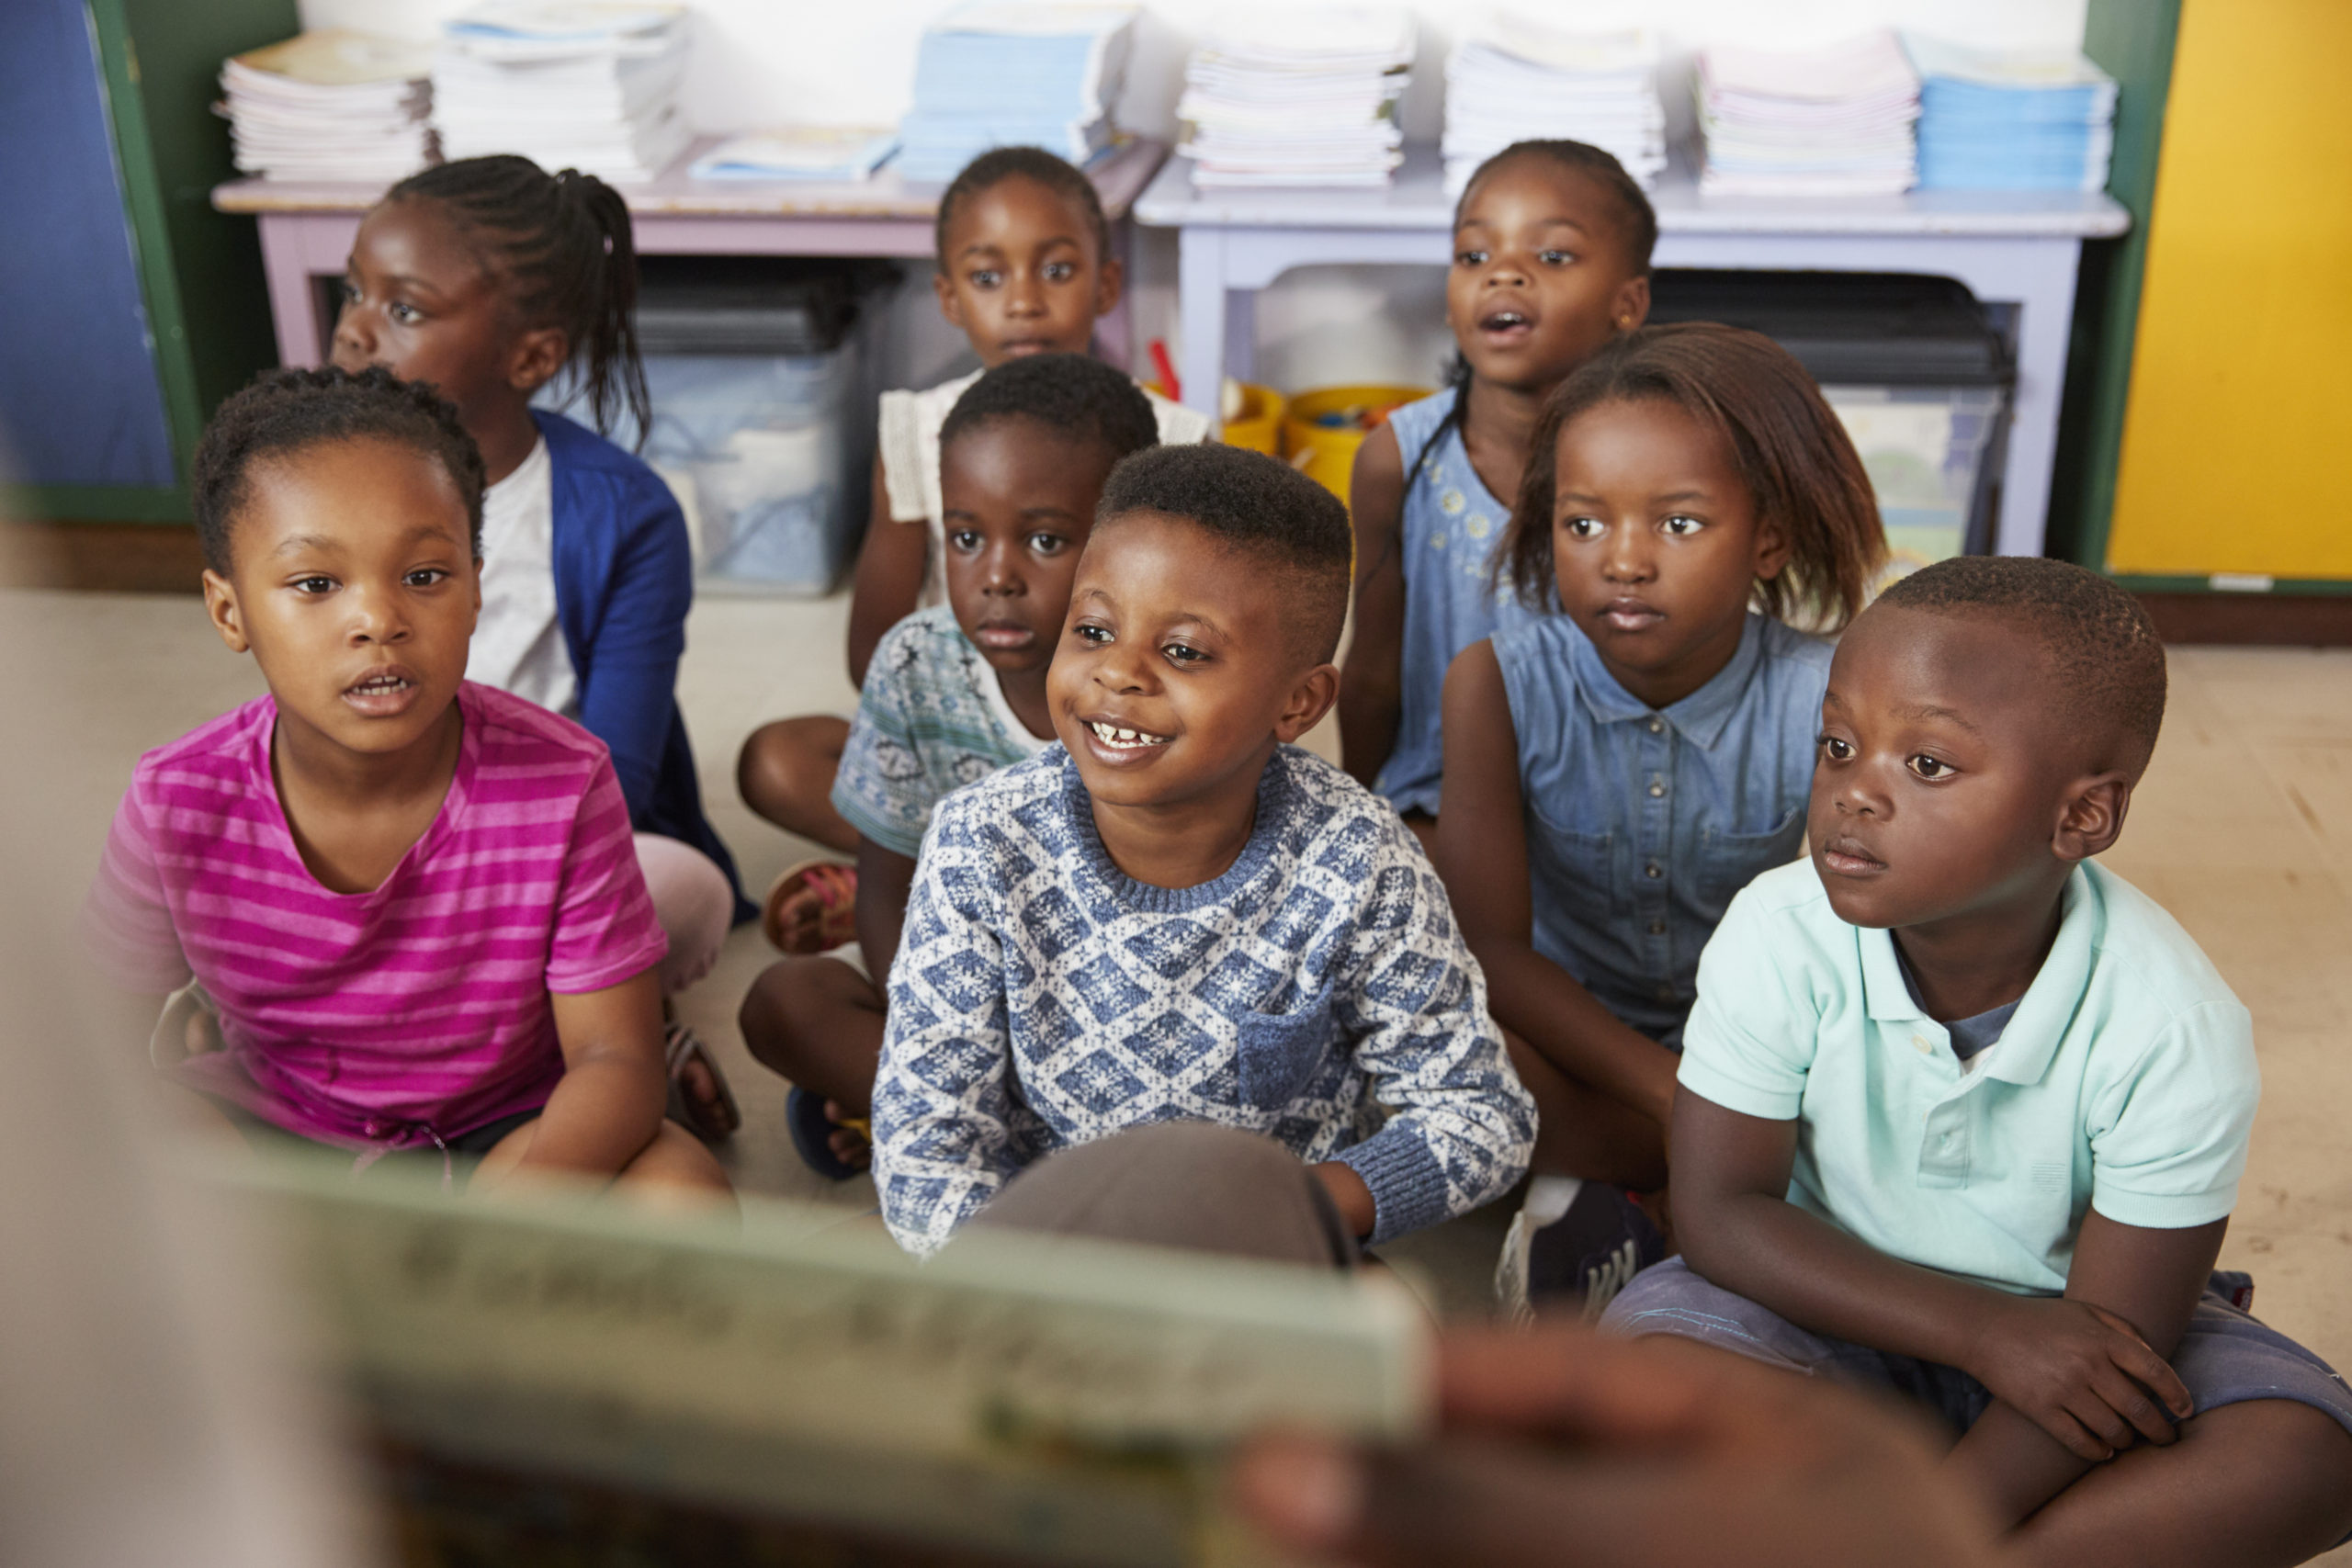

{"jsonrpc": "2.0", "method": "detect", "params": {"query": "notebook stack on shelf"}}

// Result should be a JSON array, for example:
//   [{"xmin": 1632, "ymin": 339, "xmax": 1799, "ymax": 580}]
[
  {"xmin": 433, "ymin": 1, "xmax": 691, "ymax": 183},
  {"xmin": 1907, "ymin": 36, "xmax": 2117, "ymax": 192},
  {"xmin": 1695, "ymin": 30, "xmax": 1921, "ymax": 197},
  {"xmin": 894, "ymin": 3, "xmax": 1139, "ymax": 185},
  {"xmin": 1442, "ymin": 9, "xmax": 1664, "ymax": 197},
  {"xmin": 220, "ymin": 30, "xmax": 436, "ymax": 183},
  {"xmin": 1177, "ymin": 6, "xmax": 1415, "ymax": 188},
  {"xmin": 688, "ymin": 128, "xmax": 899, "ymax": 183}
]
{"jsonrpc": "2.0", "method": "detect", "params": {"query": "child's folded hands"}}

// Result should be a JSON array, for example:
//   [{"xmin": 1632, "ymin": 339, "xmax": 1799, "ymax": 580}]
[{"xmin": 1962, "ymin": 1294, "xmax": 2195, "ymax": 1461}]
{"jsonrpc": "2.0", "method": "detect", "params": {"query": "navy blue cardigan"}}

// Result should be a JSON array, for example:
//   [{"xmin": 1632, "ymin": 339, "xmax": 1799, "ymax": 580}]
[{"xmin": 536, "ymin": 410, "xmax": 751, "ymax": 920}]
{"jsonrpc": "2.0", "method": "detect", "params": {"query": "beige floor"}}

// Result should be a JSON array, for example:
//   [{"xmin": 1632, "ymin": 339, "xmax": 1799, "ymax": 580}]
[{"xmin": 20, "ymin": 586, "xmax": 2352, "ymax": 1532}]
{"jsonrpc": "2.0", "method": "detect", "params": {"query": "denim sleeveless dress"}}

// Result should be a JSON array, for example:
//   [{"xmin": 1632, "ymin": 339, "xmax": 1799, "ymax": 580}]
[
  {"xmin": 1374, "ymin": 386, "xmax": 1541, "ymax": 818},
  {"xmin": 1492, "ymin": 612, "xmax": 1832, "ymax": 1045}
]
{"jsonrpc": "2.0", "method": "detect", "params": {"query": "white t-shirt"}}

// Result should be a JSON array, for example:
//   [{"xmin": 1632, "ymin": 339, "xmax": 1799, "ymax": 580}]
[
  {"xmin": 467, "ymin": 436, "xmax": 577, "ymax": 716},
  {"xmin": 876, "ymin": 369, "xmax": 1212, "ymax": 606}
]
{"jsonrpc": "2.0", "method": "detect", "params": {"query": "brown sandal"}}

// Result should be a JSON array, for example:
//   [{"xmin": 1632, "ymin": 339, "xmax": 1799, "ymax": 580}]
[{"xmin": 762, "ymin": 859, "xmax": 857, "ymax": 954}]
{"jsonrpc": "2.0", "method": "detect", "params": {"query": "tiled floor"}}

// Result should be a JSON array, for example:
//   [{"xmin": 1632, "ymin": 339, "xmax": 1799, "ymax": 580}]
[{"xmin": 22, "ymin": 586, "xmax": 2352, "ymax": 1522}]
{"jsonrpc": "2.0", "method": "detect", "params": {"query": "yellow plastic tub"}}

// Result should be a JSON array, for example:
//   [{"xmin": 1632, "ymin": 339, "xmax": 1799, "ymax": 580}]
[
  {"xmin": 1219, "ymin": 382, "xmax": 1286, "ymax": 455},
  {"xmin": 1280, "ymin": 384, "xmax": 1430, "ymax": 507}
]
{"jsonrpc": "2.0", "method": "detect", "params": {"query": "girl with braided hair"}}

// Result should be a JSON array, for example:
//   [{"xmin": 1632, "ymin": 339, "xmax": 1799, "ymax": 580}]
[
  {"xmin": 84, "ymin": 367, "xmax": 731, "ymax": 1200},
  {"xmin": 1339, "ymin": 141, "xmax": 1657, "ymax": 852},
  {"xmin": 331, "ymin": 153, "xmax": 741, "ymax": 1141}
]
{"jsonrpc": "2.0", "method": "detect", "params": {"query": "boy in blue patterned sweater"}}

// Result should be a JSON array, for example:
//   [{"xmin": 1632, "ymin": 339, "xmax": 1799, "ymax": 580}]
[{"xmin": 872, "ymin": 443, "xmax": 1536, "ymax": 1257}]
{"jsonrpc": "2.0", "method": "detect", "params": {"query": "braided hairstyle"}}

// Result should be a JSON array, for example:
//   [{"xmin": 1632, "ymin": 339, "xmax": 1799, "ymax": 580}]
[
  {"xmin": 192, "ymin": 366, "xmax": 486, "ymax": 572},
  {"xmin": 1404, "ymin": 140, "xmax": 1659, "ymax": 498},
  {"xmin": 385, "ymin": 154, "xmax": 650, "ymax": 442},
  {"xmin": 933, "ymin": 146, "xmax": 1111, "ymax": 266},
  {"xmin": 1498, "ymin": 323, "xmax": 1885, "ymax": 633}
]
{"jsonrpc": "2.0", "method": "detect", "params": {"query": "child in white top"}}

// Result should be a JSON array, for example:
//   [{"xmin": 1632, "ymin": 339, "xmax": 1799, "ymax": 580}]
[{"xmin": 736, "ymin": 146, "xmax": 1205, "ymax": 953}]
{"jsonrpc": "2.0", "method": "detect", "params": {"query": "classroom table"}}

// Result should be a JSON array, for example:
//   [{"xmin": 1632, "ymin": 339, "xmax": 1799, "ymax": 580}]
[
  {"xmin": 212, "ymin": 136, "xmax": 1170, "ymax": 374},
  {"xmin": 1136, "ymin": 146, "xmax": 2131, "ymax": 558}
]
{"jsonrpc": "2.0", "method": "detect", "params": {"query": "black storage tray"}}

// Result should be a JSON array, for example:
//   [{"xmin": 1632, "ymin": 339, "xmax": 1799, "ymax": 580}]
[
  {"xmin": 633, "ymin": 255, "xmax": 891, "ymax": 357},
  {"xmin": 1645, "ymin": 270, "xmax": 2012, "ymax": 388}
]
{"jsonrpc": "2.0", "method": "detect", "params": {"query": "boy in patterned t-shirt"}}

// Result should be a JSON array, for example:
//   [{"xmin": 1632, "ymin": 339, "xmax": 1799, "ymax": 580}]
[
  {"xmin": 739, "ymin": 355, "xmax": 1159, "ymax": 1177},
  {"xmin": 871, "ymin": 444, "xmax": 1535, "ymax": 1258}
]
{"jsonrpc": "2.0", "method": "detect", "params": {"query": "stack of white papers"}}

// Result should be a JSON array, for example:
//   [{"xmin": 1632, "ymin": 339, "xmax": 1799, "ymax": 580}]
[
  {"xmin": 1442, "ymin": 10, "xmax": 1664, "ymax": 197},
  {"xmin": 689, "ymin": 128, "xmax": 899, "ymax": 182},
  {"xmin": 1178, "ymin": 6, "xmax": 1414, "ymax": 188},
  {"xmin": 1908, "ymin": 36, "xmax": 2117, "ymax": 191},
  {"xmin": 1696, "ymin": 30, "xmax": 1920, "ymax": 197},
  {"xmin": 896, "ymin": 3, "xmax": 1138, "ymax": 184},
  {"xmin": 433, "ymin": 2, "xmax": 691, "ymax": 183},
  {"xmin": 220, "ymin": 30, "xmax": 435, "ymax": 183}
]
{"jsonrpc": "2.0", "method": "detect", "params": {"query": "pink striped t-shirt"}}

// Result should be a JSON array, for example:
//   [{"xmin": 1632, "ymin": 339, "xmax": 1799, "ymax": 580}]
[{"xmin": 84, "ymin": 681, "xmax": 668, "ymax": 1149}]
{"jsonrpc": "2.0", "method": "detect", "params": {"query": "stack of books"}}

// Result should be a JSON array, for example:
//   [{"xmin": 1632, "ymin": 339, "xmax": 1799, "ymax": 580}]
[
  {"xmin": 219, "ymin": 29, "xmax": 436, "ymax": 183},
  {"xmin": 1907, "ymin": 36, "xmax": 2118, "ymax": 192},
  {"xmin": 1442, "ymin": 10, "xmax": 1665, "ymax": 197},
  {"xmin": 688, "ymin": 128, "xmax": 899, "ymax": 183},
  {"xmin": 433, "ymin": 1, "xmax": 691, "ymax": 183},
  {"xmin": 895, "ymin": 3, "xmax": 1139, "ymax": 185},
  {"xmin": 1177, "ymin": 6, "xmax": 1415, "ymax": 188},
  {"xmin": 1695, "ymin": 30, "xmax": 1921, "ymax": 197}
]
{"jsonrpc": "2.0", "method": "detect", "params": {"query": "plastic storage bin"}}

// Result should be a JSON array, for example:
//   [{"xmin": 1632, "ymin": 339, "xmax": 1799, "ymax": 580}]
[
  {"xmin": 588, "ymin": 257, "xmax": 880, "ymax": 595},
  {"xmin": 1280, "ymin": 383, "xmax": 1430, "ymax": 506},
  {"xmin": 1647, "ymin": 271, "xmax": 2012, "ymax": 571}
]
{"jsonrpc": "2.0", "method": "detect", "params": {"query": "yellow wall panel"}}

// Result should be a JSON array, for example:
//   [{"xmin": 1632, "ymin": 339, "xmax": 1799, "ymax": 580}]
[{"xmin": 2107, "ymin": 0, "xmax": 2352, "ymax": 579}]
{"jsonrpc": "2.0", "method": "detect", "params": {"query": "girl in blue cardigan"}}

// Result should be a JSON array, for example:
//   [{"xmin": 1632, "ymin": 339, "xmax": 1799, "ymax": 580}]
[{"xmin": 331, "ymin": 154, "xmax": 743, "ymax": 1141}]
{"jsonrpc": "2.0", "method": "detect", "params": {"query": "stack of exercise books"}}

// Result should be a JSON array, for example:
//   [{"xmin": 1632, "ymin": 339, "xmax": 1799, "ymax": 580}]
[
  {"xmin": 1906, "ymin": 35, "xmax": 2118, "ymax": 192},
  {"xmin": 894, "ymin": 3, "xmax": 1139, "ymax": 185},
  {"xmin": 1441, "ymin": 9, "xmax": 1665, "ymax": 197},
  {"xmin": 219, "ymin": 29, "xmax": 436, "ymax": 183},
  {"xmin": 433, "ymin": 1, "xmax": 691, "ymax": 184},
  {"xmin": 688, "ymin": 128, "xmax": 900, "ymax": 183},
  {"xmin": 1695, "ymin": 30, "xmax": 1921, "ymax": 197},
  {"xmin": 1177, "ymin": 6, "xmax": 1415, "ymax": 188}
]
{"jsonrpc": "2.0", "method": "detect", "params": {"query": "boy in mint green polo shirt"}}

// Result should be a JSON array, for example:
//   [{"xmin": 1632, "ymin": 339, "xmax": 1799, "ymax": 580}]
[{"xmin": 1604, "ymin": 558, "xmax": 2352, "ymax": 1564}]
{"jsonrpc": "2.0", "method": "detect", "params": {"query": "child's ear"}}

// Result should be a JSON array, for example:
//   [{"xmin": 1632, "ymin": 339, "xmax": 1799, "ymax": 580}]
[
  {"xmin": 1092, "ymin": 249, "xmax": 1125, "ymax": 319},
  {"xmin": 507, "ymin": 325, "xmax": 570, "ymax": 396},
  {"xmin": 1611, "ymin": 274, "xmax": 1651, "ymax": 333},
  {"xmin": 933, "ymin": 267, "xmax": 969, "ymax": 331},
  {"xmin": 1751, "ymin": 509, "xmax": 1794, "ymax": 582},
  {"xmin": 2052, "ymin": 773, "xmax": 2132, "ymax": 863},
  {"xmin": 202, "ymin": 569, "xmax": 251, "ymax": 655},
  {"xmin": 1273, "ymin": 661, "xmax": 1341, "ymax": 745}
]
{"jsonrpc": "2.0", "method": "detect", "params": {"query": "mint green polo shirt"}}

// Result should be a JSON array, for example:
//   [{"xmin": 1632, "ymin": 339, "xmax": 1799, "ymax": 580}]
[{"xmin": 1679, "ymin": 860, "xmax": 2259, "ymax": 1296}]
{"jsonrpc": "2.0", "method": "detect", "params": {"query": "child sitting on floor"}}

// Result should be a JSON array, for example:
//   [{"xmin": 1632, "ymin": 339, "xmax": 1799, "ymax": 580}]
[
  {"xmin": 331, "ymin": 152, "xmax": 743, "ymax": 1139},
  {"xmin": 1340, "ymin": 139, "xmax": 1656, "ymax": 848},
  {"xmin": 735, "ymin": 354, "xmax": 1160, "ymax": 1177},
  {"xmin": 738, "ymin": 146, "xmax": 1209, "ymax": 954},
  {"xmin": 1439, "ymin": 323, "xmax": 1883, "ymax": 1310},
  {"xmin": 83, "ymin": 367, "xmax": 729, "ymax": 1201},
  {"xmin": 1604, "ymin": 558, "xmax": 2352, "ymax": 1565},
  {"xmin": 869, "ymin": 443, "xmax": 1535, "ymax": 1257}
]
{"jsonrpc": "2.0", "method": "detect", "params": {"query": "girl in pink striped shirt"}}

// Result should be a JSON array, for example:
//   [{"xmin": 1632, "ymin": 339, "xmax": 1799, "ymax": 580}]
[{"xmin": 85, "ymin": 367, "xmax": 730, "ymax": 1199}]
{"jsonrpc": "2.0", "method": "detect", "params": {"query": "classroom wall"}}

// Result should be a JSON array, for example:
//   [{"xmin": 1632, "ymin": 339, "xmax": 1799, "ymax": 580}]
[{"xmin": 298, "ymin": 0, "xmax": 2089, "ymax": 393}]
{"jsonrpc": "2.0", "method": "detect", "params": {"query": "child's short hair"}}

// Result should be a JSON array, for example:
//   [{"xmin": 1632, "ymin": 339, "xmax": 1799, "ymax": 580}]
[
  {"xmin": 1500, "ymin": 322, "xmax": 1886, "ymax": 632},
  {"xmin": 938, "ymin": 353, "xmax": 1159, "ymax": 462},
  {"xmin": 1097, "ymin": 444, "xmax": 1351, "ymax": 664},
  {"xmin": 933, "ymin": 146, "xmax": 1110, "ymax": 266},
  {"xmin": 1460, "ymin": 139, "xmax": 1658, "ymax": 276},
  {"xmin": 386, "ymin": 154, "xmax": 649, "ymax": 441},
  {"xmin": 192, "ymin": 367, "xmax": 486, "ymax": 573},
  {"xmin": 1878, "ymin": 556, "xmax": 2168, "ymax": 776}
]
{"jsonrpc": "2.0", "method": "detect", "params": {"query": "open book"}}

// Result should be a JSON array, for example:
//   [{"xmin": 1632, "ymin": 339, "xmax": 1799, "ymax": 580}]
[{"xmin": 225, "ymin": 1155, "xmax": 1430, "ymax": 1565}]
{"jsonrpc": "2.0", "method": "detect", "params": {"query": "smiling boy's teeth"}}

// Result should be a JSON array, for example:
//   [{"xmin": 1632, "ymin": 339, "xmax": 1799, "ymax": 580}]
[{"xmin": 1089, "ymin": 720, "xmax": 1167, "ymax": 749}]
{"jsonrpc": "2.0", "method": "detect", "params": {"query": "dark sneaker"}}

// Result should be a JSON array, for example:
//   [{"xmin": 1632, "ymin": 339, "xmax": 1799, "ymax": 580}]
[{"xmin": 1497, "ymin": 1177, "xmax": 1667, "ymax": 1324}]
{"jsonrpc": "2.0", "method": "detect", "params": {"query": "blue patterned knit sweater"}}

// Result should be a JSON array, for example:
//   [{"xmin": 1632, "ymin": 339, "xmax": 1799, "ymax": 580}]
[{"xmin": 871, "ymin": 742, "xmax": 1536, "ymax": 1256}]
